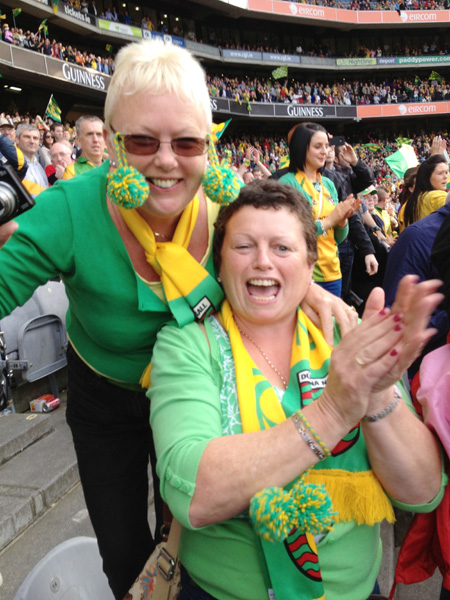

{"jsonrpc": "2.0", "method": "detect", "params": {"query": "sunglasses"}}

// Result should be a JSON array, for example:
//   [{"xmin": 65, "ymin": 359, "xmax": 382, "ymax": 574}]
[{"xmin": 112, "ymin": 129, "xmax": 209, "ymax": 157}]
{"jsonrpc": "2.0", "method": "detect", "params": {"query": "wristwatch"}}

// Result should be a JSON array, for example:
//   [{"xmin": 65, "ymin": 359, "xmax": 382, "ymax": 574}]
[{"xmin": 371, "ymin": 225, "xmax": 381, "ymax": 233}]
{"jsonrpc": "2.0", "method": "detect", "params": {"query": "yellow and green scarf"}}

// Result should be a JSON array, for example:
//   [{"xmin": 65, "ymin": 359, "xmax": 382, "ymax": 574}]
[
  {"xmin": 119, "ymin": 196, "xmax": 223, "ymax": 327},
  {"xmin": 219, "ymin": 300, "xmax": 394, "ymax": 600}
]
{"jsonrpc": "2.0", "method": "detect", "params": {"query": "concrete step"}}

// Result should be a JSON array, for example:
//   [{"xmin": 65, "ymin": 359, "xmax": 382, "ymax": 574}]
[
  {"xmin": 0, "ymin": 398, "xmax": 78, "ymax": 552},
  {"xmin": 0, "ymin": 413, "xmax": 53, "ymax": 466}
]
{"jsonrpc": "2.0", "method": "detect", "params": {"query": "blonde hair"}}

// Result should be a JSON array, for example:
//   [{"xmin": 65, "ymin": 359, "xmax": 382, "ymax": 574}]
[{"xmin": 104, "ymin": 41, "xmax": 211, "ymax": 132}]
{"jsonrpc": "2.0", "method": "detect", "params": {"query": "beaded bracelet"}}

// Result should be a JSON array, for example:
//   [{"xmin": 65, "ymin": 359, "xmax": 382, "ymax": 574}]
[
  {"xmin": 292, "ymin": 412, "xmax": 331, "ymax": 461},
  {"xmin": 362, "ymin": 386, "xmax": 402, "ymax": 422},
  {"xmin": 295, "ymin": 410, "xmax": 332, "ymax": 458}
]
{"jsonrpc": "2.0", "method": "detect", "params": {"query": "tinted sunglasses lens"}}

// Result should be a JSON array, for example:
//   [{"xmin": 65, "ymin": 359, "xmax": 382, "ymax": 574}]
[
  {"xmin": 123, "ymin": 136, "xmax": 159, "ymax": 155},
  {"xmin": 172, "ymin": 138, "xmax": 207, "ymax": 156}
]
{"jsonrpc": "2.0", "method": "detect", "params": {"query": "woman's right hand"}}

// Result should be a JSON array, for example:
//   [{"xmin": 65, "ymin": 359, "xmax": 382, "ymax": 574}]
[
  {"xmin": 0, "ymin": 221, "xmax": 18, "ymax": 249},
  {"xmin": 323, "ymin": 195, "xmax": 358, "ymax": 230}
]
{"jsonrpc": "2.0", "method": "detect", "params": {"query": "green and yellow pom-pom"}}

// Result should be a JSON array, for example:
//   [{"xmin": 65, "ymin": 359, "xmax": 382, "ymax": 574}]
[
  {"xmin": 107, "ymin": 165, "xmax": 149, "ymax": 209},
  {"xmin": 202, "ymin": 160, "xmax": 242, "ymax": 206},
  {"xmin": 250, "ymin": 479, "xmax": 335, "ymax": 542}
]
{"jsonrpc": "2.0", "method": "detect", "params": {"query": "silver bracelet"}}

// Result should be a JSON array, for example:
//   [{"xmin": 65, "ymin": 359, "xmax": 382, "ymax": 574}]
[
  {"xmin": 362, "ymin": 386, "xmax": 402, "ymax": 423},
  {"xmin": 292, "ymin": 413, "xmax": 327, "ymax": 460}
]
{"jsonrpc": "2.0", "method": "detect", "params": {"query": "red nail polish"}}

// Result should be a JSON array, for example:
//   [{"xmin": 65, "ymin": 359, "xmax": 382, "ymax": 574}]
[
  {"xmin": 390, "ymin": 349, "xmax": 398, "ymax": 357},
  {"xmin": 394, "ymin": 324, "xmax": 403, "ymax": 332},
  {"xmin": 393, "ymin": 314, "xmax": 402, "ymax": 323},
  {"xmin": 379, "ymin": 309, "xmax": 387, "ymax": 316}
]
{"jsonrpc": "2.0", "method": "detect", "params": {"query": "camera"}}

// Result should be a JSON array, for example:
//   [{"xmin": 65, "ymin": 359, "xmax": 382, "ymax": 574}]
[{"xmin": 0, "ymin": 163, "xmax": 35, "ymax": 225}]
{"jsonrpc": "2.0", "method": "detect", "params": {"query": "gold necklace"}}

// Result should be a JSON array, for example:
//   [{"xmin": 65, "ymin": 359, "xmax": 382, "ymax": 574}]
[
  {"xmin": 234, "ymin": 320, "xmax": 288, "ymax": 390},
  {"xmin": 153, "ymin": 231, "xmax": 169, "ymax": 240}
]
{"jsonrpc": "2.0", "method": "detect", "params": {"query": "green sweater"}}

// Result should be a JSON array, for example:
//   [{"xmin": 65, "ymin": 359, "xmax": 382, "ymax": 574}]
[
  {"xmin": 0, "ymin": 161, "xmax": 219, "ymax": 384},
  {"xmin": 149, "ymin": 316, "xmax": 446, "ymax": 600}
]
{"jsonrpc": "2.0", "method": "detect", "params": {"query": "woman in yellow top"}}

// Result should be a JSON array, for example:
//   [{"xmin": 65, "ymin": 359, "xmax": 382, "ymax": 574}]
[
  {"xmin": 403, "ymin": 155, "xmax": 449, "ymax": 228},
  {"xmin": 280, "ymin": 123, "xmax": 356, "ymax": 297}
]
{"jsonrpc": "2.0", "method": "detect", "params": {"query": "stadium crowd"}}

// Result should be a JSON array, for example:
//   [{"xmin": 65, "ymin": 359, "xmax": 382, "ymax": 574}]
[
  {"xmin": 1, "ymin": 23, "xmax": 115, "ymax": 74},
  {"xmin": 208, "ymin": 74, "xmax": 450, "ymax": 106}
]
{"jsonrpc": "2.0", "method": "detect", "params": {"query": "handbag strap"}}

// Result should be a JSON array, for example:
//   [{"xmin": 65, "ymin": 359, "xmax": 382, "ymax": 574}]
[{"xmin": 153, "ymin": 518, "xmax": 182, "ymax": 600}]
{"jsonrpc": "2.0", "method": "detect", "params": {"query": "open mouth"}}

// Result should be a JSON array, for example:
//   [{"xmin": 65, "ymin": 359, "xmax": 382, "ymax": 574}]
[
  {"xmin": 247, "ymin": 278, "xmax": 280, "ymax": 301},
  {"xmin": 148, "ymin": 178, "xmax": 180, "ymax": 189}
]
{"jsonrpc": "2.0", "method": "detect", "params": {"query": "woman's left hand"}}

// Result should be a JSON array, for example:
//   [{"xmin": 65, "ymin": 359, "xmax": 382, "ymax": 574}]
[
  {"xmin": 361, "ymin": 276, "xmax": 443, "ymax": 401},
  {"xmin": 301, "ymin": 283, "xmax": 358, "ymax": 346}
]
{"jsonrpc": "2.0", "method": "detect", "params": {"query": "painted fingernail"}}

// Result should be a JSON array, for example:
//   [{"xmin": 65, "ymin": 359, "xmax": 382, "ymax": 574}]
[
  {"xmin": 390, "ymin": 349, "xmax": 398, "ymax": 357},
  {"xmin": 394, "ymin": 323, "xmax": 403, "ymax": 332},
  {"xmin": 379, "ymin": 309, "xmax": 387, "ymax": 316},
  {"xmin": 393, "ymin": 314, "xmax": 402, "ymax": 322}
]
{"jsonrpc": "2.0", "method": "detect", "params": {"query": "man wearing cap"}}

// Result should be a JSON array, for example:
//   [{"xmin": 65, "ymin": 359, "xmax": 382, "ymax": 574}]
[
  {"xmin": 63, "ymin": 116, "xmax": 105, "ymax": 179},
  {"xmin": 16, "ymin": 125, "xmax": 49, "ymax": 197},
  {"xmin": 0, "ymin": 118, "xmax": 28, "ymax": 179},
  {"xmin": 0, "ymin": 117, "xmax": 16, "ymax": 142}
]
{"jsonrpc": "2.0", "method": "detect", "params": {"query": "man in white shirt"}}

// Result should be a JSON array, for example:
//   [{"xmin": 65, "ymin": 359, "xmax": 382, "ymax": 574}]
[{"xmin": 16, "ymin": 125, "xmax": 48, "ymax": 197}]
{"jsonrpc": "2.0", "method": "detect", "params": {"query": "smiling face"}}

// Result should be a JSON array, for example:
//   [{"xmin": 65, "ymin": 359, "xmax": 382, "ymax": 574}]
[
  {"xmin": 305, "ymin": 130, "xmax": 329, "ymax": 173},
  {"xmin": 106, "ymin": 92, "xmax": 208, "ymax": 223},
  {"xmin": 219, "ymin": 206, "xmax": 314, "ymax": 328},
  {"xmin": 430, "ymin": 161, "xmax": 449, "ymax": 192}
]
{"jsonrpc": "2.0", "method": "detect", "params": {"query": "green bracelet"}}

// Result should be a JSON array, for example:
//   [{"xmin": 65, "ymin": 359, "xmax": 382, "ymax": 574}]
[{"xmin": 295, "ymin": 410, "xmax": 332, "ymax": 458}]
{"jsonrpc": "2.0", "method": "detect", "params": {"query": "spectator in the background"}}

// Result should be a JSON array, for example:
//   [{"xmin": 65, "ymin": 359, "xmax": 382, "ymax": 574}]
[
  {"xmin": 40, "ymin": 130, "xmax": 55, "ymax": 168},
  {"xmin": 403, "ymin": 155, "xmax": 450, "ymax": 228},
  {"xmin": 383, "ymin": 198, "xmax": 450, "ymax": 378},
  {"xmin": 46, "ymin": 140, "xmax": 74, "ymax": 186},
  {"xmin": 51, "ymin": 123, "xmax": 65, "ymax": 142},
  {"xmin": 0, "ymin": 117, "xmax": 16, "ymax": 142},
  {"xmin": 16, "ymin": 124, "xmax": 48, "ymax": 197},
  {"xmin": 375, "ymin": 187, "xmax": 397, "ymax": 245},
  {"xmin": 63, "ymin": 116, "xmax": 105, "ymax": 179},
  {"xmin": 2, "ymin": 24, "xmax": 14, "ymax": 44}
]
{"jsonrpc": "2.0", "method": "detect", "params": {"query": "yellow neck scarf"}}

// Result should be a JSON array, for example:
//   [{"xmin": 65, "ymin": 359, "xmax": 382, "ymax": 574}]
[{"xmin": 119, "ymin": 196, "xmax": 223, "ymax": 327}]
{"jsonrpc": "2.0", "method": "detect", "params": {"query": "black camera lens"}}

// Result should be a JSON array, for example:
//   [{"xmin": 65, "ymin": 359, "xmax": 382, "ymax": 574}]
[{"xmin": 0, "ymin": 182, "xmax": 18, "ymax": 224}]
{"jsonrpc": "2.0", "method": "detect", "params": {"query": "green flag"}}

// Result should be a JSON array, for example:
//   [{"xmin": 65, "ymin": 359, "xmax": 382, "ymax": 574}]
[
  {"xmin": 396, "ymin": 137, "xmax": 413, "ymax": 146},
  {"xmin": 385, "ymin": 145, "xmax": 418, "ymax": 178},
  {"xmin": 211, "ymin": 119, "xmax": 231, "ymax": 142},
  {"xmin": 13, "ymin": 8, "xmax": 22, "ymax": 17},
  {"xmin": 362, "ymin": 143, "xmax": 381, "ymax": 152},
  {"xmin": 38, "ymin": 18, "xmax": 48, "ymax": 37},
  {"xmin": 52, "ymin": 0, "xmax": 58, "ymax": 13},
  {"xmin": 45, "ymin": 95, "xmax": 62, "ymax": 123},
  {"xmin": 105, "ymin": 44, "xmax": 113, "ymax": 53},
  {"xmin": 272, "ymin": 65, "xmax": 288, "ymax": 80},
  {"xmin": 429, "ymin": 71, "xmax": 442, "ymax": 82}
]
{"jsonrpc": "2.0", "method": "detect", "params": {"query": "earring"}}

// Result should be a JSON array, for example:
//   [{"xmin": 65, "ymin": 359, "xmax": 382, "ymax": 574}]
[
  {"xmin": 106, "ymin": 133, "xmax": 149, "ymax": 209},
  {"xmin": 201, "ymin": 134, "xmax": 242, "ymax": 206},
  {"xmin": 217, "ymin": 275, "xmax": 222, "ymax": 283}
]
